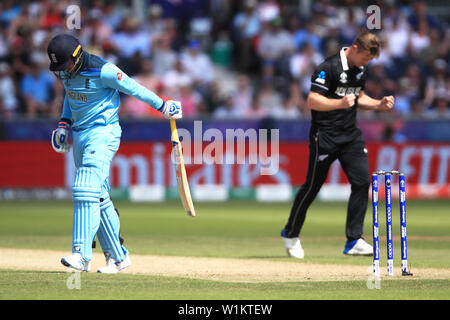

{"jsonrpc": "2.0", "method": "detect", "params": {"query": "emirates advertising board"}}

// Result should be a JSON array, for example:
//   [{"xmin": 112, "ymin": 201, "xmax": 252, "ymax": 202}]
[{"xmin": 1, "ymin": 141, "xmax": 449, "ymax": 201}]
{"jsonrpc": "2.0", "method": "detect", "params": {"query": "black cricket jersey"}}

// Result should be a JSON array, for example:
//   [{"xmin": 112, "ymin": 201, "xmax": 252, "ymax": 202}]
[{"xmin": 309, "ymin": 47, "xmax": 369, "ymax": 132}]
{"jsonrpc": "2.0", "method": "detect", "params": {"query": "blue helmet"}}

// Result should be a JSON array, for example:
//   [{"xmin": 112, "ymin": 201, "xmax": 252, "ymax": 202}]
[{"xmin": 47, "ymin": 34, "xmax": 83, "ymax": 73}]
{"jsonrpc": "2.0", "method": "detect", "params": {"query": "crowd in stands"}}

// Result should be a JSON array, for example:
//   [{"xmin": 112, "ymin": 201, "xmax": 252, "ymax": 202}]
[{"xmin": 0, "ymin": 0, "xmax": 448, "ymax": 121}]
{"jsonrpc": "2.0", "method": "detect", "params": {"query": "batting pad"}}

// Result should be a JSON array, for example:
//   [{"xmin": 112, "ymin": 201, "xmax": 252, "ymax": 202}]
[
  {"xmin": 72, "ymin": 167, "xmax": 102, "ymax": 261},
  {"xmin": 97, "ymin": 189, "xmax": 128, "ymax": 262}
]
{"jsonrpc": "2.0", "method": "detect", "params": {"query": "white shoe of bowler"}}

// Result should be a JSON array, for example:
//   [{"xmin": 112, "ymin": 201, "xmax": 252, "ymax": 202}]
[
  {"xmin": 344, "ymin": 238, "xmax": 373, "ymax": 256},
  {"xmin": 282, "ymin": 236, "xmax": 305, "ymax": 259}
]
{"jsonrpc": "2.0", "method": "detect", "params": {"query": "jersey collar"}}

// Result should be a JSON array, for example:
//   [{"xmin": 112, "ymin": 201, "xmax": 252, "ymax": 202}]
[
  {"xmin": 340, "ymin": 47, "xmax": 365, "ymax": 71},
  {"xmin": 340, "ymin": 47, "xmax": 349, "ymax": 71}
]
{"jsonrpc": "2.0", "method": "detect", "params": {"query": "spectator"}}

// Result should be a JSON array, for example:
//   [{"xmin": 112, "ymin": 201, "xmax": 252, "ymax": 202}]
[
  {"xmin": 101, "ymin": 41, "xmax": 119, "ymax": 65},
  {"xmin": 178, "ymin": 82, "xmax": 202, "ymax": 118},
  {"xmin": 204, "ymin": 81, "xmax": 224, "ymax": 114},
  {"xmin": 424, "ymin": 88, "xmax": 450, "ymax": 119},
  {"xmin": 419, "ymin": 28, "xmax": 444, "ymax": 67},
  {"xmin": 213, "ymin": 93, "xmax": 238, "ymax": 119},
  {"xmin": 408, "ymin": 19, "xmax": 431, "ymax": 55},
  {"xmin": 410, "ymin": 97, "xmax": 425, "ymax": 118},
  {"xmin": 162, "ymin": 58, "xmax": 193, "ymax": 99},
  {"xmin": 257, "ymin": 0, "xmax": 280, "ymax": 23},
  {"xmin": 271, "ymin": 93, "xmax": 302, "ymax": 120},
  {"xmin": 289, "ymin": 42, "xmax": 323, "ymax": 96},
  {"xmin": 336, "ymin": 1, "xmax": 364, "ymax": 44},
  {"xmin": 111, "ymin": 16, "xmax": 152, "ymax": 60},
  {"xmin": 385, "ymin": 17, "xmax": 410, "ymax": 60},
  {"xmin": 424, "ymin": 59, "xmax": 448, "ymax": 108},
  {"xmin": 0, "ymin": 0, "xmax": 22, "ymax": 28},
  {"xmin": 293, "ymin": 21, "xmax": 322, "ymax": 52},
  {"xmin": 399, "ymin": 63, "xmax": 425, "ymax": 103},
  {"xmin": 80, "ymin": 9, "xmax": 113, "ymax": 49},
  {"xmin": 0, "ymin": 63, "xmax": 18, "ymax": 119},
  {"xmin": 20, "ymin": 60, "xmax": 59, "ymax": 118},
  {"xmin": 249, "ymin": 90, "xmax": 269, "ymax": 119},
  {"xmin": 256, "ymin": 76, "xmax": 282, "ymax": 114},
  {"xmin": 180, "ymin": 40, "xmax": 214, "ymax": 87},
  {"xmin": 231, "ymin": 74, "xmax": 253, "ymax": 117},
  {"xmin": 152, "ymin": 34, "xmax": 177, "ymax": 78},
  {"xmin": 145, "ymin": 4, "xmax": 166, "ymax": 46},
  {"xmin": 101, "ymin": 0, "xmax": 124, "ymax": 30},
  {"xmin": 395, "ymin": 79, "xmax": 413, "ymax": 115},
  {"xmin": 408, "ymin": 1, "xmax": 440, "ymax": 32},
  {"xmin": 257, "ymin": 17, "xmax": 295, "ymax": 69},
  {"xmin": 0, "ymin": 0, "xmax": 447, "ymax": 123},
  {"xmin": 0, "ymin": 25, "xmax": 8, "ymax": 59},
  {"xmin": 231, "ymin": 0, "xmax": 261, "ymax": 72},
  {"xmin": 38, "ymin": 2, "xmax": 63, "ymax": 30}
]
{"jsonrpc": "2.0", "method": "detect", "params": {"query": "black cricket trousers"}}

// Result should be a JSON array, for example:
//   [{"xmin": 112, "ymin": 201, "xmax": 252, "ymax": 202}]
[{"xmin": 283, "ymin": 125, "xmax": 371, "ymax": 241}]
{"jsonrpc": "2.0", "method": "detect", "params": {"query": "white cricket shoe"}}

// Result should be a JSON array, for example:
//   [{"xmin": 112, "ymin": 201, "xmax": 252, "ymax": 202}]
[
  {"xmin": 97, "ymin": 255, "xmax": 131, "ymax": 274},
  {"xmin": 281, "ymin": 230, "xmax": 304, "ymax": 259},
  {"xmin": 61, "ymin": 253, "xmax": 91, "ymax": 272},
  {"xmin": 343, "ymin": 238, "xmax": 373, "ymax": 256}
]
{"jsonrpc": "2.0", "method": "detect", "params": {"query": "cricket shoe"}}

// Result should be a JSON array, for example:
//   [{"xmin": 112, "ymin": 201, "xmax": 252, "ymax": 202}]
[
  {"xmin": 343, "ymin": 238, "xmax": 373, "ymax": 256},
  {"xmin": 97, "ymin": 255, "xmax": 131, "ymax": 274},
  {"xmin": 61, "ymin": 253, "xmax": 91, "ymax": 272},
  {"xmin": 281, "ymin": 230, "xmax": 304, "ymax": 259}
]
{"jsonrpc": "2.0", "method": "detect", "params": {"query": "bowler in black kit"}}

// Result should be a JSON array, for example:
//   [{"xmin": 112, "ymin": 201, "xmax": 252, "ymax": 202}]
[{"xmin": 281, "ymin": 32, "xmax": 395, "ymax": 259}]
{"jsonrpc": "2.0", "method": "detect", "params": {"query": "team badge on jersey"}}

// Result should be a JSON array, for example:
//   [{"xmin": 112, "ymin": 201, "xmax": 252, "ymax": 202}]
[{"xmin": 339, "ymin": 72, "xmax": 347, "ymax": 83}]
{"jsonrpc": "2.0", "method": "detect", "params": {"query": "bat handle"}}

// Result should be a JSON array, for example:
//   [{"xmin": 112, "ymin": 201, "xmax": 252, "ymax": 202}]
[
  {"xmin": 170, "ymin": 119, "xmax": 176, "ymax": 130},
  {"xmin": 170, "ymin": 119, "xmax": 179, "ymax": 141}
]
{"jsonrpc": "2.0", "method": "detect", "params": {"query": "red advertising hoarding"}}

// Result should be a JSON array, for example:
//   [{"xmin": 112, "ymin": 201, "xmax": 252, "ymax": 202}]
[{"xmin": 1, "ymin": 141, "xmax": 449, "ymax": 198}]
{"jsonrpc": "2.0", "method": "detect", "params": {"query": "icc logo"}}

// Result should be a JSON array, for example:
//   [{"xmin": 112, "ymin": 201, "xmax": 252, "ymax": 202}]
[
  {"xmin": 117, "ymin": 72, "xmax": 123, "ymax": 80},
  {"xmin": 366, "ymin": 5, "xmax": 381, "ymax": 30}
]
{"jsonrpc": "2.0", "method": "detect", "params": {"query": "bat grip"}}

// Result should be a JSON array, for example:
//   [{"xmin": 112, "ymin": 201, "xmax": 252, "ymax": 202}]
[{"xmin": 170, "ymin": 119, "xmax": 179, "ymax": 142}]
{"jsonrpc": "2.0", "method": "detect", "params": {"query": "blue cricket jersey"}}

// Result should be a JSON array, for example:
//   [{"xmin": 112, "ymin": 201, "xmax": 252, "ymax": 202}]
[{"xmin": 58, "ymin": 52, "xmax": 164, "ymax": 130}]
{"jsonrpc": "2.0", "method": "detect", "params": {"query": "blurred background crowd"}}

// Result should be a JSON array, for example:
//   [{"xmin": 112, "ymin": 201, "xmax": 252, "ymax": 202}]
[{"xmin": 0, "ymin": 0, "xmax": 448, "ymax": 121}]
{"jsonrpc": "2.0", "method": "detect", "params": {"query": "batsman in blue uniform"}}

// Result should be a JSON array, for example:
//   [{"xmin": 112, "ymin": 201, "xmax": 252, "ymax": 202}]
[{"xmin": 48, "ymin": 34, "xmax": 182, "ymax": 273}]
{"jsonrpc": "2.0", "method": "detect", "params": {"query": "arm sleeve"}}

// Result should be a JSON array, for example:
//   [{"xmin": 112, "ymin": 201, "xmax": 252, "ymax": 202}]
[
  {"xmin": 61, "ymin": 94, "xmax": 72, "ymax": 121},
  {"xmin": 100, "ymin": 62, "xmax": 164, "ymax": 111},
  {"xmin": 310, "ymin": 62, "xmax": 331, "ymax": 96}
]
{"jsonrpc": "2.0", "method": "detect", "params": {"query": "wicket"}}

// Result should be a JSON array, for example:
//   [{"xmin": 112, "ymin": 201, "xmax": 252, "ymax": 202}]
[{"xmin": 372, "ymin": 170, "xmax": 413, "ymax": 277}]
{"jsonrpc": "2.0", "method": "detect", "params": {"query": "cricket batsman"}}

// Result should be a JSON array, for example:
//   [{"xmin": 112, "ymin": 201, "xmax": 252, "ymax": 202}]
[
  {"xmin": 48, "ymin": 34, "xmax": 182, "ymax": 273},
  {"xmin": 281, "ymin": 31, "xmax": 394, "ymax": 258}
]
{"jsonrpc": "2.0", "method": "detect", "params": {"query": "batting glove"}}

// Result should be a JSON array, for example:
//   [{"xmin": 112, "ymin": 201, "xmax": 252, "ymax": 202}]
[
  {"xmin": 51, "ymin": 121, "xmax": 71, "ymax": 153},
  {"xmin": 160, "ymin": 100, "xmax": 183, "ymax": 120}
]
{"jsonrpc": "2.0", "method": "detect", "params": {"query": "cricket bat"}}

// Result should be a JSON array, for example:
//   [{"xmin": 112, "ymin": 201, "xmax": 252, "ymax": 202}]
[{"xmin": 170, "ymin": 119, "xmax": 196, "ymax": 217}]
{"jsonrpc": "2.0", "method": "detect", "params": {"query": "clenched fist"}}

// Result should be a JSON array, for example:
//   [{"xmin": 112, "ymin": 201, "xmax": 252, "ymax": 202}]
[
  {"xmin": 339, "ymin": 94, "xmax": 356, "ymax": 109},
  {"xmin": 379, "ymin": 96, "xmax": 395, "ymax": 111}
]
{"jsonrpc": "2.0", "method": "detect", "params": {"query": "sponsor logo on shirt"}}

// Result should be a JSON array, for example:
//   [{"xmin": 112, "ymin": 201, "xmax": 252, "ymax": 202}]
[
  {"xmin": 315, "ymin": 70, "xmax": 326, "ymax": 84},
  {"xmin": 67, "ymin": 91, "xmax": 87, "ymax": 102},
  {"xmin": 335, "ymin": 86, "xmax": 362, "ymax": 97}
]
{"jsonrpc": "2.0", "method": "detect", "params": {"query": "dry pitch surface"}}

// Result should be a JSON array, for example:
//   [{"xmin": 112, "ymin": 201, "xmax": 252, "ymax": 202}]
[{"xmin": 1, "ymin": 248, "xmax": 449, "ymax": 282}]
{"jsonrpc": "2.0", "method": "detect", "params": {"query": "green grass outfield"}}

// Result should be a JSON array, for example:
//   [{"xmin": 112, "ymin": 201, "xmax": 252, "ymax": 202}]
[{"xmin": 0, "ymin": 199, "xmax": 449, "ymax": 300}]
